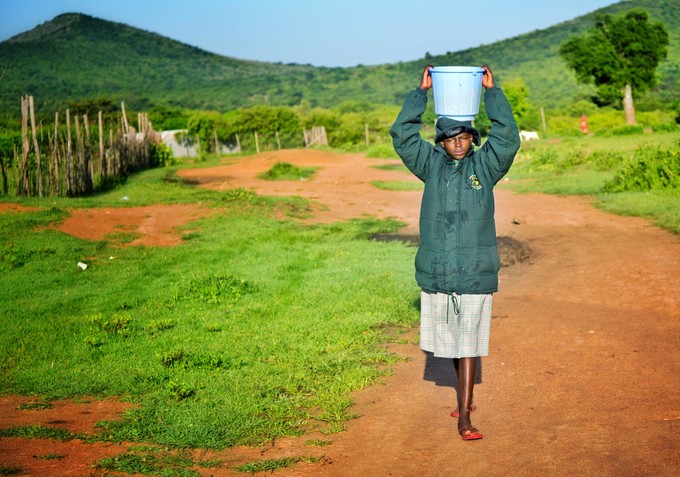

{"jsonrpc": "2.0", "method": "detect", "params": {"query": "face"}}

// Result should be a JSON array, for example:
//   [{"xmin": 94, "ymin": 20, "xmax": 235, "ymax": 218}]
[{"xmin": 440, "ymin": 133, "xmax": 473, "ymax": 160}]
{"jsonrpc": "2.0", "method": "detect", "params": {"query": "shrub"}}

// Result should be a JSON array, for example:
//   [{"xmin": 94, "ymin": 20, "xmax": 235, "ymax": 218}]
[
  {"xmin": 587, "ymin": 151, "xmax": 627, "ymax": 171},
  {"xmin": 366, "ymin": 143, "xmax": 398, "ymax": 159},
  {"xmin": 604, "ymin": 143, "xmax": 680, "ymax": 192},
  {"xmin": 149, "ymin": 142, "xmax": 176, "ymax": 167},
  {"xmin": 258, "ymin": 162, "xmax": 317, "ymax": 180},
  {"xmin": 600, "ymin": 125, "xmax": 645, "ymax": 137}
]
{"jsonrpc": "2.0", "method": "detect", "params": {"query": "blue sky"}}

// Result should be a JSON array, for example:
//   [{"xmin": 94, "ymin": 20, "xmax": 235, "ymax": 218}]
[{"xmin": 0, "ymin": 0, "xmax": 618, "ymax": 67}]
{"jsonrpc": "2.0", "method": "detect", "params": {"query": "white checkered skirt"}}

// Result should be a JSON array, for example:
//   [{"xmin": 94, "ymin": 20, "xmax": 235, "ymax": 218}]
[{"xmin": 420, "ymin": 291, "xmax": 492, "ymax": 358}]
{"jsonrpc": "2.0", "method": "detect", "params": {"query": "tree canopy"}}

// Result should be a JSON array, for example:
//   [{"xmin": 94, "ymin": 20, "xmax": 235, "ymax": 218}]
[{"xmin": 559, "ymin": 9, "xmax": 669, "ymax": 109}]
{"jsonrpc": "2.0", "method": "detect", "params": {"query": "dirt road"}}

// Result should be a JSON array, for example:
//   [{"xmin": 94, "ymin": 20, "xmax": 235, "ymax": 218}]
[{"xmin": 1, "ymin": 149, "xmax": 678, "ymax": 476}]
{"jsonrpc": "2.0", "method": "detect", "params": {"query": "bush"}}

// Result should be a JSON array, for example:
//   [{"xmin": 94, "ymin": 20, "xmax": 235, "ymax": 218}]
[
  {"xmin": 653, "ymin": 122, "xmax": 679, "ymax": 133},
  {"xmin": 366, "ymin": 143, "xmax": 398, "ymax": 159},
  {"xmin": 149, "ymin": 142, "xmax": 176, "ymax": 167},
  {"xmin": 258, "ymin": 161, "xmax": 317, "ymax": 180},
  {"xmin": 604, "ymin": 143, "xmax": 680, "ymax": 192},
  {"xmin": 600, "ymin": 125, "xmax": 645, "ymax": 137},
  {"xmin": 587, "ymin": 151, "xmax": 627, "ymax": 171}
]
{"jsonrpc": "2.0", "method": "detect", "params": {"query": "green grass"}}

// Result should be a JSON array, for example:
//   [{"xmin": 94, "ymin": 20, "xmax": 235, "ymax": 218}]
[
  {"xmin": 258, "ymin": 161, "xmax": 319, "ymax": 181},
  {"xmin": 16, "ymin": 400, "xmax": 52, "ymax": 411},
  {"xmin": 0, "ymin": 466, "xmax": 22, "ymax": 475},
  {"xmin": 502, "ymin": 131, "xmax": 680, "ymax": 234},
  {"xmin": 33, "ymin": 454, "xmax": 65, "ymax": 460},
  {"xmin": 371, "ymin": 180, "xmax": 423, "ymax": 191},
  {"xmin": 372, "ymin": 163, "xmax": 411, "ymax": 173},
  {"xmin": 0, "ymin": 153, "xmax": 420, "ymax": 455},
  {"xmin": 0, "ymin": 426, "xmax": 89, "ymax": 442},
  {"xmin": 235, "ymin": 456, "xmax": 321, "ymax": 473},
  {"xmin": 96, "ymin": 447, "xmax": 219, "ymax": 476}
]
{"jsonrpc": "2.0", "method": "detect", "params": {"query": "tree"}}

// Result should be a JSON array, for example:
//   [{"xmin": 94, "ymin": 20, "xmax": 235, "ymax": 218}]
[
  {"xmin": 559, "ymin": 9, "xmax": 668, "ymax": 125},
  {"xmin": 502, "ymin": 78, "xmax": 534, "ymax": 129}
]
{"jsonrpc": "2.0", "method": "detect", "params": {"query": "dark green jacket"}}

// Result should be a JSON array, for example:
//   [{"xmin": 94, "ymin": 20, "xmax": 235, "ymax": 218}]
[{"xmin": 389, "ymin": 86, "xmax": 520, "ymax": 294}]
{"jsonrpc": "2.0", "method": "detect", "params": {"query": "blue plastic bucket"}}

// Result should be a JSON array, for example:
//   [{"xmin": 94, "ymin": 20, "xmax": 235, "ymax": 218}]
[{"xmin": 429, "ymin": 66, "xmax": 485, "ymax": 121}]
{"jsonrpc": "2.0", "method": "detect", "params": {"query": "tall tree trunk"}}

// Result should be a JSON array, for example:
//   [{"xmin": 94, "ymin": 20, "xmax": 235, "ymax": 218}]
[{"xmin": 623, "ymin": 83, "xmax": 636, "ymax": 126}]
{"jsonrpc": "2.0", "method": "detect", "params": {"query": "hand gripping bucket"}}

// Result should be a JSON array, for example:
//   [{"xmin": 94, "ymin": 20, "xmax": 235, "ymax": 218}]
[{"xmin": 429, "ymin": 66, "xmax": 485, "ymax": 121}]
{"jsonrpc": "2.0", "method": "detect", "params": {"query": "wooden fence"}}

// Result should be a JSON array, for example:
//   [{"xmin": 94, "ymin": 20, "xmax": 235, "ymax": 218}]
[{"xmin": 8, "ymin": 95, "xmax": 161, "ymax": 197}]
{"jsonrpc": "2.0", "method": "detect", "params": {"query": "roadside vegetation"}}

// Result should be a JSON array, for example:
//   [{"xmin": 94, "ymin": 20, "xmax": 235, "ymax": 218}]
[
  {"xmin": 503, "ymin": 132, "xmax": 680, "ymax": 234},
  {"xmin": 0, "ymin": 156, "xmax": 420, "ymax": 454}
]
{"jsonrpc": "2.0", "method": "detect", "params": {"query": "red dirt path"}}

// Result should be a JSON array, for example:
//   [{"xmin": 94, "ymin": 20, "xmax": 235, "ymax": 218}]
[{"xmin": 1, "ymin": 149, "xmax": 679, "ymax": 476}]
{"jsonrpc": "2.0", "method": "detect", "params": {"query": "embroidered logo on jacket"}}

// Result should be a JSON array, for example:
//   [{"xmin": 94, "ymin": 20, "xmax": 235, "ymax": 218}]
[{"xmin": 469, "ymin": 174, "xmax": 482, "ymax": 190}]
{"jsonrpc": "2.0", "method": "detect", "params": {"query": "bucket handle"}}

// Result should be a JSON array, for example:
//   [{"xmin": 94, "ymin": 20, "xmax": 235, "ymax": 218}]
[{"xmin": 428, "ymin": 67, "xmax": 486, "ymax": 75}]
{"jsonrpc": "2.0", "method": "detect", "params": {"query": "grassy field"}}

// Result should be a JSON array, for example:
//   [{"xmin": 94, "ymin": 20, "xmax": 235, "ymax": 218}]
[
  {"xmin": 0, "ymin": 158, "xmax": 421, "ymax": 455},
  {"xmin": 1, "ymin": 129, "xmax": 678, "ymax": 473},
  {"xmin": 500, "ymin": 131, "xmax": 680, "ymax": 234}
]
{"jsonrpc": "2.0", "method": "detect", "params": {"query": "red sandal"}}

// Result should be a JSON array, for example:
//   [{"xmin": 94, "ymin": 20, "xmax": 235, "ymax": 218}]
[{"xmin": 459, "ymin": 426, "xmax": 483, "ymax": 441}]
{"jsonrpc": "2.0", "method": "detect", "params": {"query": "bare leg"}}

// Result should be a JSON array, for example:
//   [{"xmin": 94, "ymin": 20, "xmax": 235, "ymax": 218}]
[
  {"xmin": 451, "ymin": 358, "xmax": 476, "ymax": 417},
  {"xmin": 457, "ymin": 357, "xmax": 482, "ymax": 439}
]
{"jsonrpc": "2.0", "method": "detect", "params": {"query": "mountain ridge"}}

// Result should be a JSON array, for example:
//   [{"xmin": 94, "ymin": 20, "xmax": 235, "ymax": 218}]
[{"xmin": 0, "ymin": 0, "xmax": 677, "ymax": 115}]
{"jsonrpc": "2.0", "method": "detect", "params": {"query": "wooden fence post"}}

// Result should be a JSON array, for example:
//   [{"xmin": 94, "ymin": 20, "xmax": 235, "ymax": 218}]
[
  {"xmin": 74, "ymin": 114, "xmax": 83, "ymax": 195},
  {"xmin": 236, "ymin": 134, "xmax": 241, "ymax": 153},
  {"xmin": 98, "ymin": 111, "xmax": 104, "ymax": 181},
  {"xmin": 66, "ymin": 109, "xmax": 73, "ymax": 196},
  {"xmin": 83, "ymin": 114, "xmax": 93, "ymax": 193},
  {"xmin": 255, "ymin": 131, "xmax": 260, "ymax": 154},
  {"xmin": 28, "ymin": 96, "xmax": 43, "ymax": 196},
  {"xmin": 365, "ymin": 123, "xmax": 369, "ymax": 147},
  {"xmin": 121, "ymin": 101, "xmax": 130, "ymax": 137},
  {"xmin": 19, "ymin": 95, "xmax": 30, "ymax": 196},
  {"xmin": 52, "ymin": 112, "xmax": 60, "ymax": 196},
  {"xmin": 108, "ymin": 129, "xmax": 113, "ymax": 177},
  {"xmin": 275, "ymin": 131, "xmax": 281, "ymax": 150}
]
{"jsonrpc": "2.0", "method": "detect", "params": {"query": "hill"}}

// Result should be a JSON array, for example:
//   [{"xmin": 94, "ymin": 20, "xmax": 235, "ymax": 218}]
[{"xmin": 0, "ymin": 0, "xmax": 677, "ymax": 116}]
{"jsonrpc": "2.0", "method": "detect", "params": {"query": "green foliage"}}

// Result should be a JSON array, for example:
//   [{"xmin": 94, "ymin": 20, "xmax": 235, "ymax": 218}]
[
  {"xmin": 149, "ymin": 106, "xmax": 190, "ymax": 131},
  {"xmin": 600, "ymin": 125, "xmax": 645, "ymax": 136},
  {"xmin": 366, "ymin": 143, "xmax": 398, "ymax": 159},
  {"xmin": 0, "ymin": 131, "xmax": 21, "ymax": 161},
  {"xmin": 258, "ymin": 162, "xmax": 318, "ymax": 181},
  {"xmin": 149, "ymin": 142, "xmax": 176, "ymax": 167},
  {"xmin": 603, "ymin": 142, "xmax": 680, "ymax": 192},
  {"xmin": 503, "ymin": 77, "xmax": 535, "ymax": 129},
  {"xmin": 559, "ymin": 8, "xmax": 669, "ymax": 105}
]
